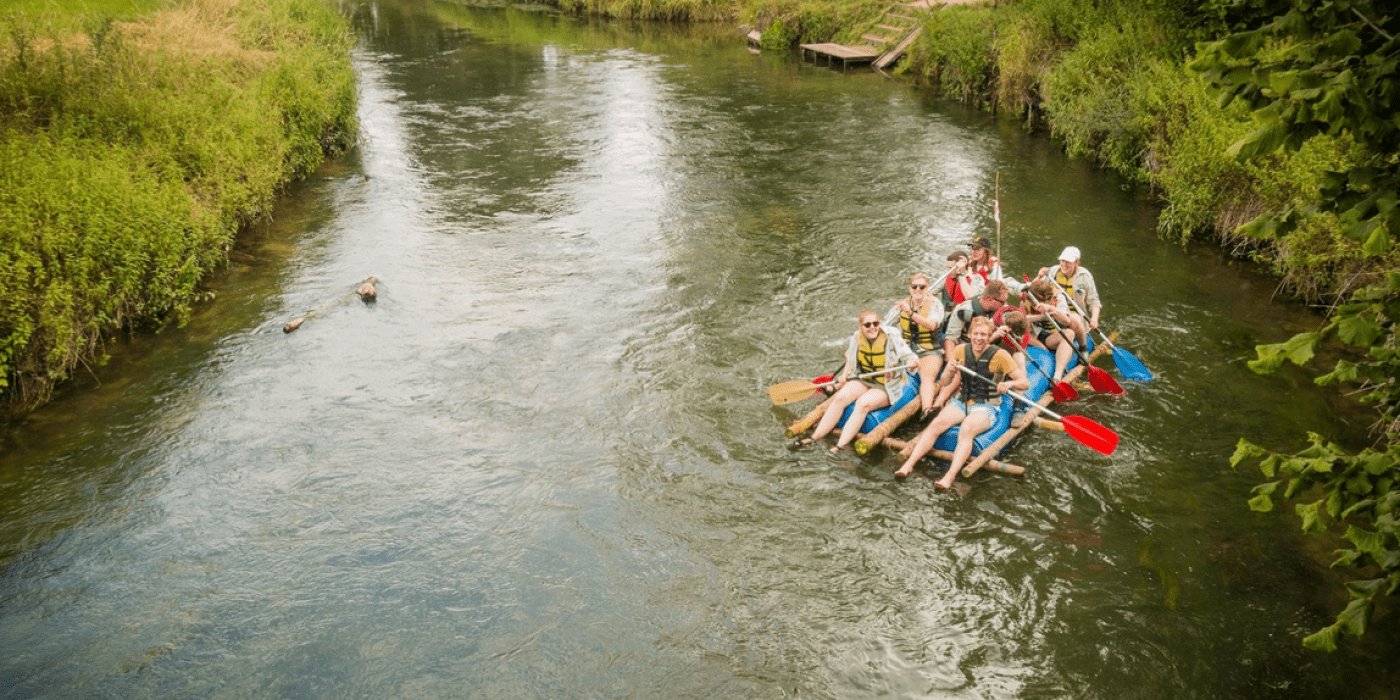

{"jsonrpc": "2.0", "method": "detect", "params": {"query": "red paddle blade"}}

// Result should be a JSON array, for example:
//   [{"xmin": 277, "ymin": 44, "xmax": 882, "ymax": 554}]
[
  {"xmin": 1051, "ymin": 381, "xmax": 1079, "ymax": 402},
  {"xmin": 1062, "ymin": 416, "xmax": 1118, "ymax": 455},
  {"xmin": 1086, "ymin": 365, "xmax": 1125, "ymax": 395}
]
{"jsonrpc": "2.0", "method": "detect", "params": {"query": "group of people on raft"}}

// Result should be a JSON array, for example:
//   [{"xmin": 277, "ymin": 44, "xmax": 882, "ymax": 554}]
[{"xmin": 798, "ymin": 237, "xmax": 1103, "ymax": 489}]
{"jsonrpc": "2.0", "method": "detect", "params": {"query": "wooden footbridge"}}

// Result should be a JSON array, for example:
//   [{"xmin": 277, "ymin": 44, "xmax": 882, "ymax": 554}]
[{"xmin": 774, "ymin": 0, "xmax": 990, "ymax": 71}]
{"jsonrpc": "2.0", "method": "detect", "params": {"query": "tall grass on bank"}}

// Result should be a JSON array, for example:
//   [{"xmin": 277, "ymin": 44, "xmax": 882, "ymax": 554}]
[{"xmin": 0, "ymin": 0, "xmax": 356, "ymax": 414}]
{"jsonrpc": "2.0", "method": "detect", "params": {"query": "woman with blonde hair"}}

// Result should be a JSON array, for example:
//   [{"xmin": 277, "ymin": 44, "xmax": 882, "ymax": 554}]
[
  {"xmin": 894, "ymin": 272, "xmax": 945, "ymax": 415},
  {"xmin": 801, "ymin": 310, "xmax": 919, "ymax": 453}
]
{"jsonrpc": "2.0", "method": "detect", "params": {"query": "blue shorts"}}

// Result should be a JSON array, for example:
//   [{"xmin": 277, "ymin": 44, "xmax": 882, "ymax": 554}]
[{"xmin": 948, "ymin": 397, "xmax": 999, "ymax": 422}]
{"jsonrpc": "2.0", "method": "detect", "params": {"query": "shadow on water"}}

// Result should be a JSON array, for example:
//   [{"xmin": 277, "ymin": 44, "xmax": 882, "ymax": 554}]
[{"xmin": 1, "ymin": 1, "xmax": 1395, "ymax": 698}]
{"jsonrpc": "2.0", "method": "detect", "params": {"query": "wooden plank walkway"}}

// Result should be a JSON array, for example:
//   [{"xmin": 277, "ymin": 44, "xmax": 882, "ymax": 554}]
[
  {"xmin": 794, "ymin": 0, "xmax": 992, "ymax": 71},
  {"xmin": 800, "ymin": 42, "xmax": 880, "ymax": 70}
]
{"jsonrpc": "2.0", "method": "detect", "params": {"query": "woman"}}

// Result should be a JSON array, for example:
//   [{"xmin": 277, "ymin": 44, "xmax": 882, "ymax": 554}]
[
  {"xmin": 1026, "ymin": 278, "xmax": 1080, "ymax": 381},
  {"xmin": 969, "ymin": 236, "xmax": 1001, "ymax": 283},
  {"xmin": 803, "ymin": 310, "xmax": 919, "ymax": 453},
  {"xmin": 893, "ymin": 316, "xmax": 1029, "ymax": 488},
  {"xmin": 895, "ymin": 273, "xmax": 945, "ymax": 415},
  {"xmin": 943, "ymin": 251, "xmax": 981, "ymax": 305}
]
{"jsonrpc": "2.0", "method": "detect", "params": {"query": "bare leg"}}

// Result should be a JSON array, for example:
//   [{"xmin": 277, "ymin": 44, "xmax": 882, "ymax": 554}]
[
  {"xmin": 917, "ymin": 354, "xmax": 943, "ymax": 414},
  {"xmin": 809, "ymin": 382, "xmax": 866, "ymax": 442},
  {"xmin": 894, "ymin": 404, "xmax": 965, "ymax": 477},
  {"xmin": 935, "ymin": 410, "xmax": 994, "ymax": 489},
  {"xmin": 834, "ymin": 388, "xmax": 890, "ymax": 451}
]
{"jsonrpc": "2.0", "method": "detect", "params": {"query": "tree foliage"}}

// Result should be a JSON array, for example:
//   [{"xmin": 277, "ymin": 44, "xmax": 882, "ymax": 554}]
[{"xmin": 1192, "ymin": 0, "xmax": 1400, "ymax": 651}]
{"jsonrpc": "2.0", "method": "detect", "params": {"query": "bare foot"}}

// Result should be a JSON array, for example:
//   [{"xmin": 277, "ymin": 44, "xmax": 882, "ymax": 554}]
[
  {"xmin": 894, "ymin": 466, "xmax": 912, "ymax": 478},
  {"xmin": 934, "ymin": 478, "xmax": 954, "ymax": 490}
]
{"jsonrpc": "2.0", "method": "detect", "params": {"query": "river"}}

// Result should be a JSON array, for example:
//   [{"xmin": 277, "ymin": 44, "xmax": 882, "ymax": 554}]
[{"xmin": 1, "ymin": 1, "xmax": 1396, "ymax": 698}]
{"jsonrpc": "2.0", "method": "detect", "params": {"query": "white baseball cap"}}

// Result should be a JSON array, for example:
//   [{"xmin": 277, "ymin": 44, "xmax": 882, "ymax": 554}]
[{"xmin": 1058, "ymin": 246, "xmax": 1081, "ymax": 262}]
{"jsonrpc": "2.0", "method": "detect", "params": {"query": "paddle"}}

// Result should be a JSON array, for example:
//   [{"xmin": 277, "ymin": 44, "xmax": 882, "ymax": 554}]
[
  {"xmin": 1063, "ymin": 294, "xmax": 1154, "ymax": 381},
  {"xmin": 1024, "ymin": 285, "xmax": 1125, "ymax": 396},
  {"xmin": 768, "ymin": 366, "xmax": 909, "ymax": 406},
  {"xmin": 1000, "ymin": 332, "xmax": 1078, "ymax": 403},
  {"xmin": 883, "ymin": 266, "xmax": 955, "ymax": 327},
  {"xmin": 954, "ymin": 364, "xmax": 1118, "ymax": 455}
]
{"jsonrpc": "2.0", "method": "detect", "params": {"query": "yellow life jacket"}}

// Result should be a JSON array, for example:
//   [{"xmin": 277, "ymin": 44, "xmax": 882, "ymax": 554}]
[
  {"xmin": 857, "ymin": 332, "xmax": 888, "ymax": 385},
  {"xmin": 1054, "ymin": 269, "xmax": 1076, "ymax": 300},
  {"xmin": 900, "ymin": 297, "xmax": 939, "ymax": 351}
]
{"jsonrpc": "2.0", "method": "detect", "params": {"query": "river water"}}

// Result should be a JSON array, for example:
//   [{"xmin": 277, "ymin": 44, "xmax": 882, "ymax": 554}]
[{"xmin": 2, "ymin": 1, "xmax": 1396, "ymax": 698}]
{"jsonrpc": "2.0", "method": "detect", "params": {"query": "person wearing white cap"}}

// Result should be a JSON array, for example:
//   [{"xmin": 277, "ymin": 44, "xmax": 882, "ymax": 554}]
[{"xmin": 1040, "ymin": 245, "xmax": 1101, "ymax": 333}]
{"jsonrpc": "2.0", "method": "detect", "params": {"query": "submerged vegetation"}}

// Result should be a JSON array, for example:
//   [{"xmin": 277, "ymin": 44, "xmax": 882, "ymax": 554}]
[{"xmin": 0, "ymin": 0, "xmax": 356, "ymax": 413}]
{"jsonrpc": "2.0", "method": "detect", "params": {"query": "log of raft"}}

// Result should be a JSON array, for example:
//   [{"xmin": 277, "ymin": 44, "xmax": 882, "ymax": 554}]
[
  {"xmin": 879, "ymin": 438, "xmax": 1026, "ymax": 475},
  {"xmin": 853, "ymin": 399, "xmax": 921, "ymax": 455},
  {"xmin": 283, "ymin": 276, "xmax": 378, "ymax": 333},
  {"xmin": 783, "ymin": 332, "xmax": 1120, "ymax": 477},
  {"xmin": 785, "ymin": 394, "xmax": 837, "ymax": 438}
]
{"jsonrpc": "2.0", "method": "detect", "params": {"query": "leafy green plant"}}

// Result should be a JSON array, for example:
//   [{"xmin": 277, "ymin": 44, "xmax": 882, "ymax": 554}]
[
  {"xmin": 0, "ymin": 0, "xmax": 357, "ymax": 413},
  {"xmin": 1194, "ymin": 0, "xmax": 1400, "ymax": 651}
]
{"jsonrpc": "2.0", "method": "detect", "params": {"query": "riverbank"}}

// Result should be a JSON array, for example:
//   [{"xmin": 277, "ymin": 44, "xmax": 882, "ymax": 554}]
[
  {"xmin": 0, "ymin": 0, "xmax": 357, "ymax": 417},
  {"xmin": 564, "ymin": 0, "xmax": 1390, "ymax": 304}
]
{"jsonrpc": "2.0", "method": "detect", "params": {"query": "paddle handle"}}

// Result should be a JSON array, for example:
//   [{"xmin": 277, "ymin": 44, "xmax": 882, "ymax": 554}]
[
  {"xmin": 1024, "ymin": 288, "xmax": 1092, "ymax": 363},
  {"xmin": 824, "ymin": 364, "xmax": 913, "ymax": 387},
  {"xmin": 1064, "ymin": 294, "xmax": 1115, "ymax": 348},
  {"xmin": 954, "ymin": 364, "xmax": 1065, "ymax": 422}
]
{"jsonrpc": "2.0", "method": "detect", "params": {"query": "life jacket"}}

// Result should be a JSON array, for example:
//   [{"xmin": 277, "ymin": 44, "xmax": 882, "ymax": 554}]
[
  {"xmin": 953, "ymin": 300, "xmax": 998, "ymax": 343},
  {"xmin": 856, "ymin": 331, "xmax": 888, "ymax": 385},
  {"xmin": 959, "ymin": 344, "xmax": 1005, "ymax": 406},
  {"xmin": 900, "ymin": 296, "xmax": 940, "ymax": 351},
  {"xmin": 1054, "ymin": 269, "xmax": 1079, "ymax": 304},
  {"xmin": 971, "ymin": 257, "xmax": 999, "ymax": 283},
  {"xmin": 942, "ymin": 275, "xmax": 962, "ymax": 307}
]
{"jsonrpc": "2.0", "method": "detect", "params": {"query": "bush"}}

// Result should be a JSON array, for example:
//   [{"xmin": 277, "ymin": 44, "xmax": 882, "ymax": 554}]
[{"xmin": 0, "ymin": 0, "xmax": 357, "ymax": 412}]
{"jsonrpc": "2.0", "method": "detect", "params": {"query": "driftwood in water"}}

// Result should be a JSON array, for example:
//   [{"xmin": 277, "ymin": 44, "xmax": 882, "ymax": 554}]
[
  {"xmin": 283, "ymin": 276, "xmax": 378, "ymax": 333},
  {"xmin": 854, "ymin": 399, "xmax": 921, "ymax": 455}
]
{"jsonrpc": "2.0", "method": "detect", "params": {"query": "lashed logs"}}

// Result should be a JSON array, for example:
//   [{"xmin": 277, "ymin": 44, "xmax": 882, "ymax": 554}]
[
  {"xmin": 853, "ymin": 399, "xmax": 921, "ymax": 454},
  {"xmin": 880, "ymin": 437, "xmax": 1026, "ymax": 475},
  {"xmin": 785, "ymin": 394, "xmax": 837, "ymax": 438}
]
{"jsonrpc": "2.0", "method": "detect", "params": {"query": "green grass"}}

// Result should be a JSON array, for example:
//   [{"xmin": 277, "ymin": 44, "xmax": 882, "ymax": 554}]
[{"xmin": 0, "ymin": 0, "xmax": 357, "ymax": 412}]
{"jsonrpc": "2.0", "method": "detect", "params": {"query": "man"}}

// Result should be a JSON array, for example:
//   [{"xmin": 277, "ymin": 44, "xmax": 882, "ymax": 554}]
[
  {"xmin": 894, "ymin": 316, "xmax": 1029, "ymax": 488},
  {"xmin": 1041, "ymin": 246, "xmax": 1101, "ymax": 332},
  {"xmin": 942, "ymin": 280, "xmax": 1010, "ymax": 363}
]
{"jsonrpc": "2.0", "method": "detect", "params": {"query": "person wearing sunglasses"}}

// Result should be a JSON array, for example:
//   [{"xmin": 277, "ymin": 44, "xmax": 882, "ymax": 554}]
[
  {"xmin": 894, "ymin": 272, "xmax": 946, "ymax": 416},
  {"xmin": 802, "ymin": 310, "xmax": 919, "ymax": 453}
]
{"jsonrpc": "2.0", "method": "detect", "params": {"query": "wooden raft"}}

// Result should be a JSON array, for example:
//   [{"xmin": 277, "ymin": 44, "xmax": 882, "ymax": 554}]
[{"xmin": 785, "ymin": 332, "xmax": 1118, "ymax": 478}]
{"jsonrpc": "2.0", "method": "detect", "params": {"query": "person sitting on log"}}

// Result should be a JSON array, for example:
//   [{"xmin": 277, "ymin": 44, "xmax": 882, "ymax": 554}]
[
  {"xmin": 800, "ymin": 310, "xmax": 919, "ymax": 453},
  {"xmin": 969, "ymin": 236, "xmax": 1002, "ymax": 282},
  {"xmin": 1037, "ymin": 245, "xmax": 1101, "ymax": 335},
  {"xmin": 942, "ymin": 251, "xmax": 981, "ymax": 307},
  {"xmin": 991, "ymin": 306, "xmax": 1034, "ymax": 374},
  {"xmin": 942, "ymin": 280, "xmax": 1010, "ymax": 369},
  {"xmin": 894, "ymin": 316, "xmax": 1028, "ymax": 489},
  {"xmin": 894, "ymin": 272, "xmax": 946, "ymax": 416},
  {"xmin": 1026, "ymin": 277, "xmax": 1082, "ymax": 381}
]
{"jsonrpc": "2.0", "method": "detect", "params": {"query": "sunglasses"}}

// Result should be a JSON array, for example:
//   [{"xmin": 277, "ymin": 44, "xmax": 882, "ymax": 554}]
[
  {"xmin": 910, "ymin": 284, "xmax": 927, "ymax": 290},
  {"xmin": 862, "ymin": 321, "xmax": 880, "ymax": 328}
]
